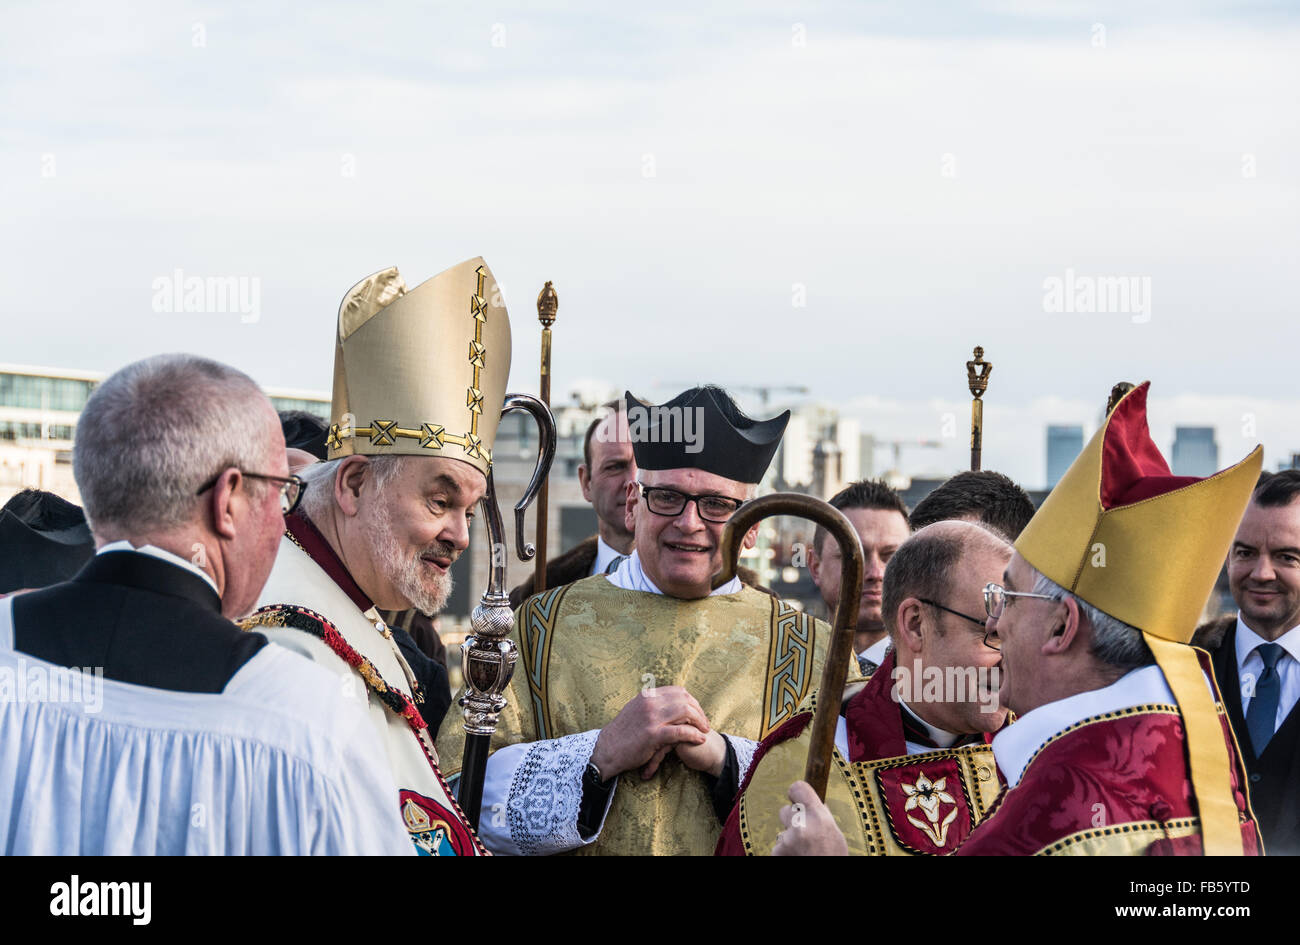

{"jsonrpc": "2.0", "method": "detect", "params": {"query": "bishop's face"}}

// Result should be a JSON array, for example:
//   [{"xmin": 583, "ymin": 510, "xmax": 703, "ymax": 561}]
[
  {"xmin": 358, "ymin": 456, "xmax": 486, "ymax": 615},
  {"xmin": 988, "ymin": 550, "xmax": 1061, "ymax": 717},
  {"xmin": 625, "ymin": 467, "xmax": 755, "ymax": 600}
]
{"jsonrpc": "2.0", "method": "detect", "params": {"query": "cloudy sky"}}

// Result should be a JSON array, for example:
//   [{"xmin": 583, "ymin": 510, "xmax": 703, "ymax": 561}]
[{"xmin": 3, "ymin": 1, "xmax": 1296, "ymax": 486}]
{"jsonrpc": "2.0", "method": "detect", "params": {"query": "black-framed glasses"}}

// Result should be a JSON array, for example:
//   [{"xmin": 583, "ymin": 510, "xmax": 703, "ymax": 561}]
[
  {"xmin": 638, "ymin": 484, "xmax": 745, "ymax": 523},
  {"xmin": 982, "ymin": 582, "xmax": 1056, "ymax": 621},
  {"xmin": 197, "ymin": 469, "xmax": 305, "ymax": 515},
  {"xmin": 918, "ymin": 597, "xmax": 1000, "ymax": 651}
]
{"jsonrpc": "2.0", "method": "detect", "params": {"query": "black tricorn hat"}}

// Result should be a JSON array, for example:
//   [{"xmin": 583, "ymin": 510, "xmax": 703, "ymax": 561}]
[
  {"xmin": 623, "ymin": 386, "xmax": 790, "ymax": 484},
  {"xmin": 0, "ymin": 489, "xmax": 94, "ymax": 594}
]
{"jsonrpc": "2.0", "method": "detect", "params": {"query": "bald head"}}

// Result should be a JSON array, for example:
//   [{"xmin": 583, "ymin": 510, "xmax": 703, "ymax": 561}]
[{"xmin": 882, "ymin": 520, "xmax": 1010, "ymax": 636}]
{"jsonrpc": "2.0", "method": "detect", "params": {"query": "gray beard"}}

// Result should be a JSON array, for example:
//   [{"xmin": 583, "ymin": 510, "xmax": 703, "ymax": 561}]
[{"xmin": 369, "ymin": 502, "xmax": 454, "ymax": 616}]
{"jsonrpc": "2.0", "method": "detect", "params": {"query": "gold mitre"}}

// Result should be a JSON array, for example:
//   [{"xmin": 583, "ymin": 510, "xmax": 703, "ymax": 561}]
[
  {"xmin": 1015, "ymin": 381, "xmax": 1262, "ymax": 856},
  {"xmin": 1016, "ymin": 382, "xmax": 1261, "ymax": 644},
  {"xmin": 325, "ymin": 257, "xmax": 511, "ymax": 478}
]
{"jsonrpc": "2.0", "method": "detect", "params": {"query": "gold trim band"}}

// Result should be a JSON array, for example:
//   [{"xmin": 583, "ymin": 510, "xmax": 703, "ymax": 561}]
[{"xmin": 326, "ymin": 419, "xmax": 493, "ymax": 465}]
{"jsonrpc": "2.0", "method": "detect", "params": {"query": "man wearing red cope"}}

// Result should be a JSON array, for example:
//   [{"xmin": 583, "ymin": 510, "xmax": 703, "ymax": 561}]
[
  {"xmin": 956, "ymin": 382, "xmax": 1261, "ymax": 856},
  {"xmin": 770, "ymin": 383, "xmax": 1263, "ymax": 856}
]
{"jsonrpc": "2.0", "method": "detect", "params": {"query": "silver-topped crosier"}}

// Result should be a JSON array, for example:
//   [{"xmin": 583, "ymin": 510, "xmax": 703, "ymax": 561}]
[{"xmin": 458, "ymin": 392, "xmax": 556, "ymax": 831}]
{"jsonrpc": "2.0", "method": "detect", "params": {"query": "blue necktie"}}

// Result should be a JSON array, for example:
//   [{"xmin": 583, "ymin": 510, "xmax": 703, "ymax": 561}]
[{"xmin": 1247, "ymin": 643, "xmax": 1284, "ymax": 756}]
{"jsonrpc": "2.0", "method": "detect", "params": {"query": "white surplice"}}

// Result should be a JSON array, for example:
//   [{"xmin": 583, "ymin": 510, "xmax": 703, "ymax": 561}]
[{"xmin": 0, "ymin": 596, "xmax": 412, "ymax": 856}]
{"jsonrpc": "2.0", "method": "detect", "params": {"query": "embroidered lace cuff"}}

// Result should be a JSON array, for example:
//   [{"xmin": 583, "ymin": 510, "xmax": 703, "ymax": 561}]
[{"xmin": 478, "ymin": 729, "xmax": 613, "ymax": 855}]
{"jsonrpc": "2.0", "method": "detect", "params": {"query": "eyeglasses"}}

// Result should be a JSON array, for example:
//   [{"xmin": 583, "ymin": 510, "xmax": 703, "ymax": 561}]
[
  {"xmin": 982, "ymin": 582, "xmax": 1056, "ymax": 621},
  {"xmin": 638, "ymin": 484, "xmax": 746, "ymax": 523},
  {"xmin": 918, "ymin": 597, "xmax": 1000, "ymax": 651},
  {"xmin": 197, "ymin": 469, "xmax": 306, "ymax": 515}
]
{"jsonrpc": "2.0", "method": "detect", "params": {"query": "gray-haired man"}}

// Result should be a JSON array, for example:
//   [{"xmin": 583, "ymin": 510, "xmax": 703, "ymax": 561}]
[{"xmin": 0, "ymin": 353, "xmax": 410, "ymax": 854}]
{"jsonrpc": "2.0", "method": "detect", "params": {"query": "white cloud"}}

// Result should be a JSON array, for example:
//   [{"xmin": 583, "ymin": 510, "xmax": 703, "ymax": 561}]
[{"xmin": 0, "ymin": 2, "xmax": 1296, "ymax": 436}]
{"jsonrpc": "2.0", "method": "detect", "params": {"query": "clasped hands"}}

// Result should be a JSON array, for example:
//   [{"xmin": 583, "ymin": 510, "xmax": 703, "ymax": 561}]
[{"xmin": 589, "ymin": 686, "xmax": 727, "ymax": 781}]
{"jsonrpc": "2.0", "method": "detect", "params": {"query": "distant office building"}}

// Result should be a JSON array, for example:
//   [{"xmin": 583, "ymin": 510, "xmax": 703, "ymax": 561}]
[
  {"xmin": 772, "ymin": 402, "xmax": 864, "ymax": 495},
  {"xmin": 1046, "ymin": 425, "xmax": 1085, "ymax": 489},
  {"xmin": 900, "ymin": 477, "xmax": 949, "ymax": 513},
  {"xmin": 859, "ymin": 433, "xmax": 876, "ymax": 479},
  {"xmin": 1171, "ymin": 427, "xmax": 1219, "ymax": 478},
  {"xmin": 811, "ymin": 439, "xmax": 842, "ymax": 499},
  {"xmin": 777, "ymin": 413, "xmax": 813, "ymax": 487},
  {"xmin": 0, "ymin": 363, "xmax": 329, "ymax": 506}
]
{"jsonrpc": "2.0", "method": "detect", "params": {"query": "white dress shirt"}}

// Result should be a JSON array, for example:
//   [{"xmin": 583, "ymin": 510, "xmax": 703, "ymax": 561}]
[
  {"xmin": 859, "ymin": 636, "xmax": 891, "ymax": 669},
  {"xmin": 1235, "ymin": 616, "xmax": 1300, "ymax": 732},
  {"xmin": 589, "ymin": 537, "xmax": 624, "ymax": 577}
]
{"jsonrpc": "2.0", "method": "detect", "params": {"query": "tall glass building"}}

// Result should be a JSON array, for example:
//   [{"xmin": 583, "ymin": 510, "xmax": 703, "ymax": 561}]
[
  {"xmin": 1171, "ymin": 426, "xmax": 1219, "ymax": 477},
  {"xmin": 1046, "ymin": 425, "xmax": 1084, "ymax": 489}
]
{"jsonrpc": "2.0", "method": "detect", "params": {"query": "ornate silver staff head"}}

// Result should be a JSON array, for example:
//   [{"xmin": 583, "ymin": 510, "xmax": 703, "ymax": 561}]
[{"xmin": 459, "ymin": 392, "xmax": 556, "ymax": 736}]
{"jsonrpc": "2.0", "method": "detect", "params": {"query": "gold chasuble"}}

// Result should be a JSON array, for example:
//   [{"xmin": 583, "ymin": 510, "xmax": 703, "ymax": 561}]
[{"xmin": 437, "ymin": 574, "xmax": 840, "ymax": 856}]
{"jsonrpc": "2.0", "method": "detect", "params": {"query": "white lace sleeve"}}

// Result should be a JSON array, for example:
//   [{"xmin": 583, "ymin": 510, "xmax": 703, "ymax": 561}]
[
  {"xmin": 475, "ymin": 729, "xmax": 616, "ymax": 856},
  {"xmin": 724, "ymin": 734, "xmax": 760, "ymax": 783}
]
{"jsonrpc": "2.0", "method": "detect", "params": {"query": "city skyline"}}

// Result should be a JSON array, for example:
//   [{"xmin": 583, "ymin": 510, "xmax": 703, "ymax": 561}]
[
  {"xmin": 3, "ymin": 360, "xmax": 1290, "ymax": 493},
  {"xmin": 3, "ymin": 2, "xmax": 1296, "ymax": 490}
]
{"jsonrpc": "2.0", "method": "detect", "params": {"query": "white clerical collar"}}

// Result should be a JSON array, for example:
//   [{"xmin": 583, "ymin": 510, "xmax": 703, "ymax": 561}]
[
  {"xmin": 97, "ymin": 540, "xmax": 219, "ymax": 596},
  {"xmin": 606, "ymin": 549, "xmax": 742, "ymax": 597},
  {"xmin": 899, "ymin": 699, "xmax": 961, "ymax": 750},
  {"xmin": 590, "ymin": 536, "xmax": 624, "ymax": 577},
  {"xmin": 1235, "ymin": 615, "xmax": 1300, "ymax": 671},
  {"xmin": 992, "ymin": 664, "xmax": 1209, "ymax": 789}
]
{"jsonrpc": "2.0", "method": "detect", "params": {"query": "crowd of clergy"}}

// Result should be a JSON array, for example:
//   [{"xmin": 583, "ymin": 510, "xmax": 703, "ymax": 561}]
[{"xmin": 1, "ymin": 257, "xmax": 1296, "ymax": 857}]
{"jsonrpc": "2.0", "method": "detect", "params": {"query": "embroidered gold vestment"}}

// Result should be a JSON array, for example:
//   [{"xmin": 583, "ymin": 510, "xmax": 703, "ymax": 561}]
[{"xmin": 437, "ymin": 575, "xmax": 840, "ymax": 855}]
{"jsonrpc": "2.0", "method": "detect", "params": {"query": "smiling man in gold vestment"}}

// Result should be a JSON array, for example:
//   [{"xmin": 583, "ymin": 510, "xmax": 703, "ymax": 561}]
[{"xmin": 437, "ymin": 386, "xmax": 849, "ymax": 855}]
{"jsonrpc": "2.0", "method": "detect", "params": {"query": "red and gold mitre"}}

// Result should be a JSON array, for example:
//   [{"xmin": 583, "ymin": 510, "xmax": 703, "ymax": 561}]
[
  {"xmin": 1016, "ymin": 382, "xmax": 1260, "ymax": 643},
  {"xmin": 325, "ymin": 257, "xmax": 511, "ymax": 478},
  {"xmin": 1015, "ymin": 381, "xmax": 1262, "ymax": 855}
]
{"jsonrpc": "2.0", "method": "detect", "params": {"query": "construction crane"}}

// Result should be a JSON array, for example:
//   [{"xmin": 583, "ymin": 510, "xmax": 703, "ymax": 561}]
[
  {"xmin": 732, "ymin": 384, "xmax": 810, "ymax": 407},
  {"xmin": 656, "ymin": 382, "xmax": 810, "ymax": 408},
  {"xmin": 872, "ymin": 437, "xmax": 944, "ymax": 488}
]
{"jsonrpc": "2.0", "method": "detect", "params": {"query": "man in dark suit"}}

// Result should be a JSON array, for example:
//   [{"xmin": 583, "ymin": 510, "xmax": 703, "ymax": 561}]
[
  {"xmin": 808, "ymin": 479, "xmax": 911, "ymax": 675},
  {"xmin": 510, "ymin": 400, "xmax": 637, "ymax": 606},
  {"xmin": 1193, "ymin": 469, "xmax": 1300, "ymax": 855}
]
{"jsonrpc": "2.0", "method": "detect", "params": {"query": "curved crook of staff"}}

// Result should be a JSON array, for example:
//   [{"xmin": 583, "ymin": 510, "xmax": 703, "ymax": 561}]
[
  {"xmin": 501, "ymin": 392, "xmax": 557, "ymax": 563},
  {"xmin": 457, "ymin": 392, "xmax": 556, "ymax": 830},
  {"xmin": 712, "ymin": 493, "xmax": 864, "ymax": 800}
]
